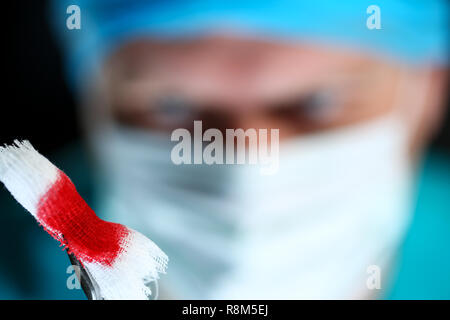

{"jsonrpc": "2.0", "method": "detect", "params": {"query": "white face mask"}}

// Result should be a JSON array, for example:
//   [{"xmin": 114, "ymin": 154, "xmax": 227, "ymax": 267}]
[{"xmin": 90, "ymin": 113, "xmax": 414, "ymax": 299}]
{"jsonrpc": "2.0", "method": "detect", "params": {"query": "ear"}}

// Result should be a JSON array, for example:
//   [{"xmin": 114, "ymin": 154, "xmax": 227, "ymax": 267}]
[{"xmin": 398, "ymin": 67, "xmax": 448, "ymax": 155}]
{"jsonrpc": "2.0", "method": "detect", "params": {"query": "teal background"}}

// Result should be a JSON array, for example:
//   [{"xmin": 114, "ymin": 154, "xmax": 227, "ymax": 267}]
[{"xmin": 386, "ymin": 151, "xmax": 450, "ymax": 299}]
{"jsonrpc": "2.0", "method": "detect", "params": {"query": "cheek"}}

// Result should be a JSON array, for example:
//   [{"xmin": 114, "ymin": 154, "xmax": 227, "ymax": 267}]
[
  {"xmin": 393, "ymin": 70, "xmax": 442, "ymax": 160},
  {"xmin": 340, "ymin": 79, "xmax": 400, "ymax": 126}
]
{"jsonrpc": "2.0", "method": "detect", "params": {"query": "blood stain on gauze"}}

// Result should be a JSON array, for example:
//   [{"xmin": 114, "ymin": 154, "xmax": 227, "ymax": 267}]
[{"xmin": 37, "ymin": 171, "xmax": 129, "ymax": 266}]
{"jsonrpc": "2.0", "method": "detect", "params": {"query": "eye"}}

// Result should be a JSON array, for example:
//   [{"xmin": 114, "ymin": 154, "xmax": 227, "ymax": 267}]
[
  {"xmin": 152, "ymin": 95, "xmax": 198, "ymax": 127},
  {"xmin": 300, "ymin": 89, "xmax": 342, "ymax": 123},
  {"xmin": 270, "ymin": 89, "xmax": 342, "ymax": 127}
]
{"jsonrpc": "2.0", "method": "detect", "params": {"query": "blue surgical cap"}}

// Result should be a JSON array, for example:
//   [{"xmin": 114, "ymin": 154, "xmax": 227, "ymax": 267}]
[{"xmin": 49, "ymin": 0, "xmax": 449, "ymax": 91}]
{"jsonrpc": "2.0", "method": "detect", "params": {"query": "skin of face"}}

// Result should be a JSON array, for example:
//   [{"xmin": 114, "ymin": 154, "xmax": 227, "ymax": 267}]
[{"xmin": 90, "ymin": 35, "xmax": 447, "ymax": 162}]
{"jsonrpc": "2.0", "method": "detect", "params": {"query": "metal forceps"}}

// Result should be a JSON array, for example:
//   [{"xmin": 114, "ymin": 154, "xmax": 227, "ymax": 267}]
[{"xmin": 67, "ymin": 253, "xmax": 103, "ymax": 300}]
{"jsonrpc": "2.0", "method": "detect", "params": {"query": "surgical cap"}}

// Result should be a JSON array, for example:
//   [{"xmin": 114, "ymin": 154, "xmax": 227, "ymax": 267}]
[{"xmin": 49, "ymin": 0, "xmax": 449, "ymax": 91}]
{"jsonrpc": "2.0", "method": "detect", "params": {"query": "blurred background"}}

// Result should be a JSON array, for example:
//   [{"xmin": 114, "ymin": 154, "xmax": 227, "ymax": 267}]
[{"xmin": 0, "ymin": 0, "xmax": 449, "ymax": 299}]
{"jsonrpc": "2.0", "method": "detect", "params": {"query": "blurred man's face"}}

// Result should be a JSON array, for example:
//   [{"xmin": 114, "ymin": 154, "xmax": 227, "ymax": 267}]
[
  {"xmin": 87, "ymin": 35, "xmax": 446, "ymax": 299},
  {"xmin": 98, "ymin": 35, "xmax": 444, "ymax": 155}
]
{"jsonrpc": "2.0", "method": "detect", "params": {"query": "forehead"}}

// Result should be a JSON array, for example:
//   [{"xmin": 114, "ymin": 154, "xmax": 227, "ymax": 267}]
[{"xmin": 104, "ymin": 35, "xmax": 397, "ymax": 105}]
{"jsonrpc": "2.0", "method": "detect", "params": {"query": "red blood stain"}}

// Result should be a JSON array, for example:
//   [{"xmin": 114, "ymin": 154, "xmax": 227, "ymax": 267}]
[{"xmin": 37, "ymin": 171, "xmax": 129, "ymax": 266}]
